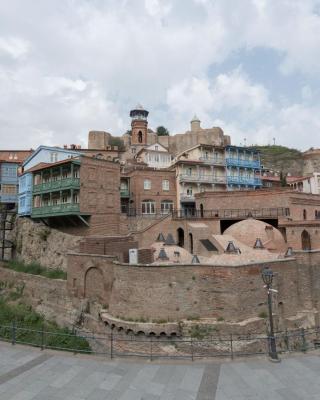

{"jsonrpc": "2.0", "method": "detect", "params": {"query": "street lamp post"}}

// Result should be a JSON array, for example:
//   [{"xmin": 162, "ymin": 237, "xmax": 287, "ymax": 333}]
[{"xmin": 261, "ymin": 266, "xmax": 279, "ymax": 361}]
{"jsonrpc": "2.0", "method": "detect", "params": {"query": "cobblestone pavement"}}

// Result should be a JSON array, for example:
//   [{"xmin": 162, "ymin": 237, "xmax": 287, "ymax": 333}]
[{"xmin": 0, "ymin": 342, "xmax": 319, "ymax": 399}]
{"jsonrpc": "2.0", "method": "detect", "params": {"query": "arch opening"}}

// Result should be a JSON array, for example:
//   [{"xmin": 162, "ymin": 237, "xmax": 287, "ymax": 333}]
[
  {"xmin": 301, "ymin": 229, "xmax": 311, "ymax": 250},
  {"xmin": 189, "ymin": 232, "xmax": 193, "ymax": 254},
  {"xmin": 177, "ymin": 228, "xmax": 184, "ymax": 248}
]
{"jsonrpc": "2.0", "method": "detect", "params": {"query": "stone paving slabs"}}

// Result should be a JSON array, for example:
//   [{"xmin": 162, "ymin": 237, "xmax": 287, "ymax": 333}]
[{"xmin": 0, "ymin": 342, "xmax": 320, "ymax": 399}]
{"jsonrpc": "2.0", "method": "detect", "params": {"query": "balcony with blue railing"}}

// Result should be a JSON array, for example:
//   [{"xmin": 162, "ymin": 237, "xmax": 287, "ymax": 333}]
[
  {"xmin": 227, "ymin": 176, "xmax": 262, "ymax": 186},
  {"xmin": 226, "ymin": 158, "xmax": 260, "ymax": 169}
]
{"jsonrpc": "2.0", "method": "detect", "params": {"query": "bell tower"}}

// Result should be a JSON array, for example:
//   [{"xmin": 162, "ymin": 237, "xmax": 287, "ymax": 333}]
[{"xmin": 130, "ymin": 104, "xmax": 149, "ymax": 146}]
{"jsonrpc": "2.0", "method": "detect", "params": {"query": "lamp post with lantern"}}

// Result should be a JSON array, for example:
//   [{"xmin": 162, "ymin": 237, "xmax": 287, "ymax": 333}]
[{"xmin": 261, "ymin": 266, "xmax": 280, "ymax": 361}]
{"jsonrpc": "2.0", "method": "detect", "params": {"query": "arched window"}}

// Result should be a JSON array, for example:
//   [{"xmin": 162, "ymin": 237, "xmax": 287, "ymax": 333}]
[
  {"xmin": 138, "ymin": 131, "xmax": 143, "ymax": 143},
  {"xmin": 161, "ymin": 200, "xmax": 173, "ymax": 214},
  {"xmin": 177, "ymin": 228, "xmax": 184, "ymax": 248},
  {"xmin": 303, "ymin": 209, "xmax": 307, "ymax": 220},
  {"xmin": 301, "ymin": 230, "xmax": 311, "ymax": 250},
  {"xmin": 141, "ymin": 200, "xmax": 155, "ymax": 215},
  {"xmin": 200, "ymin": 203, "xmax": 204, "ymax": 218}
]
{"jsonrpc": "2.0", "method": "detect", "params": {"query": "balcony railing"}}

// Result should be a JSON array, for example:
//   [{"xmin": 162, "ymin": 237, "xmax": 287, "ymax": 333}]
[
  {"xmin": 120, "ymin": 189, "xmax": 130, "ymax": 197},
  {"xmin": 32, "ymin": 203, "xmax": 80, "ymax": 217},
  {"xmin": 33, "ymin": 178, "xmax": 80, "ymax": 193},
  {"xmin": 172, "ymin": 207, "xmax": 290, "ymax": 220},
  {"xmin": 226, "ymin": 158, "xmax": 260, "ymax": 169},
  {"xmin": 0, "ymin": 194, "xmax": 17, "ymax": 203},
  {"xmin": 227, "ymin": 176, "xmax": 262, "ymax": 186},
  {"xmin": 180, "ymin": 194, "xmax": 195, "ymax": 202},
  {"xmin": 199, "ymin": 156, "xmax": 225, "ymax": 166},
  {"xmin": 179, "ymin": 174, "xmax": 226, "ymax": 184}
]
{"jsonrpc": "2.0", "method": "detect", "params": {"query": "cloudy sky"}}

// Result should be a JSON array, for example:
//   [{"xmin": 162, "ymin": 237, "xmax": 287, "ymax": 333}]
[{"xmin": 1, "ymin": 0, "xmax": 320, "ymax": 150}]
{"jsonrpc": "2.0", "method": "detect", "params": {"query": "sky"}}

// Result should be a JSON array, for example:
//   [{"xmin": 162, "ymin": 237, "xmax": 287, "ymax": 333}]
[{"xmin": 0, "ymin": 0, "xmax": 320, "ymax": 150}]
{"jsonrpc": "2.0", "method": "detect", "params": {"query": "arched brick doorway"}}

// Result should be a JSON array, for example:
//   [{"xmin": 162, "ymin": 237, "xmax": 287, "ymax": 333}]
[
  {"xmin": 84, "ymin": 267, "xmax": 104, "ymax": 302},
  {"xmin": 301, "ymin": 230, "xmax": 311, "ymax": 250}
]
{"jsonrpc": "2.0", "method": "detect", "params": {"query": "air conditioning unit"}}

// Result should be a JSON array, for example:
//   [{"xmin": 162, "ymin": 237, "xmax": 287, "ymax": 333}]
[{"xmin": 129, "ymin": 249, "xmax": 138, "ymax": 264}]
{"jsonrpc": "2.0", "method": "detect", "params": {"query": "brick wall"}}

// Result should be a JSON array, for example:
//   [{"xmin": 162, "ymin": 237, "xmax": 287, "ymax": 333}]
[
  {"xmin": 125, "ymin": 168, "xmax": 177, "ymax": 213},
  {"xmin": 0, "ymin": 265, "xmax": 78, "ymax": 327},
  {"xmin": 79, "ymin": 236, "xmax": 138, "ymax": 262},
  {"xmin": 79, "ymin": 157, "xmax": 121, "ymax": 235},
  {"xmin": 67, "ymin": 251, "xmax": 320, "ymax": 328}
]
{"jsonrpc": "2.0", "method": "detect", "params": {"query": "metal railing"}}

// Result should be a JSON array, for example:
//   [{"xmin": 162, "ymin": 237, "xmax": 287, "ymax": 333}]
[
  {"xmin": 33, "ymin": 178, "xmax": 80, "ymax": 193},
  {"xmin": 0, "ymin": 323, "xmax": 319, "ymax": 361},
  {"xmin": 32, "ymin": 203, "xmax": 80, "ymax": 217},
  {"xmin": 199, "ymin": 156, "xmax": 225, "ymax": 166},
  {"xmin": 227, "ymin": 176, "xmax": 262, "ymax": 186},
  {"xmin": 226, "ymin": 158, "xmax": 261, "ymax": 169},
  {"xmin": 172, "ymin": 207, "xmax": 290, "ymax": 219},
  {"xmin": 179, "ymin": 174, "xmax": 226, "ymax": 184}
]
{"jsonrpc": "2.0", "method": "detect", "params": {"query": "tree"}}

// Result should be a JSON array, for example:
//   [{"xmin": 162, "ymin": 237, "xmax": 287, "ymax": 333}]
[
  {"xmin": 280, "ymin": 170, "xmax": 287, "ymax": 187},
  {"xmin": 125, "ymin": 130, "xmax": 132, "ymax": 136},
  {"xmin": 156, "ymin": 126, "xmax": 169, "ymax": 136},
  {"xmin": 109, "ymin": 137, "xmax": 125, "ymax": 151}
]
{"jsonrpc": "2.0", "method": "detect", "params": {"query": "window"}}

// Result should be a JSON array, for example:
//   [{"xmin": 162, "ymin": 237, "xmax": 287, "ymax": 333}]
[
  {"xmin": 1, "ymin": 184, "xmax": 17, "ymax": 195},
  {"xmin": 73, "ymin": 192, "xmax": 79, "ymax": 203},
  {"xmin": 141, "ymin": 200, "xmax": 155, "ymax": 214},
  {"xmin": 162, "ymin": 180, "xmax": 169, "ymax": 191},
  {"xmin": 161, "ymin": 200, "xmax": 173, "ymax": 214},
  {"xmin": 3, "ymin": 165, "xmax": 17, "ymax": 177},
  {"xmin": 187, "ymin": 187, "xmax": 193, "ymax": 196},
  {"xmin": 73, "ymin": 168, "xmax": 79, "ymax": 178},
  {"xmin": 131, "ymin": 147, "xmax": 136, "ymax": 154},
  {"xmin": 155, "ymin": 145, "xmax": 158, "ymax": 151},
  {"xmin": 50, "ymin": 152, "xmax": 58, "ymax": 163},
  {"xmin": 144, "ymin": 179, "xmax": 151, "ymax": 190}
]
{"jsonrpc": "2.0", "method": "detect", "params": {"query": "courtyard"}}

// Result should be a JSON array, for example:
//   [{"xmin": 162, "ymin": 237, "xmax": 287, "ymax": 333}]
[{"xmin": 0, "ymin": 342, "xmax": 319, "ymax": 399}]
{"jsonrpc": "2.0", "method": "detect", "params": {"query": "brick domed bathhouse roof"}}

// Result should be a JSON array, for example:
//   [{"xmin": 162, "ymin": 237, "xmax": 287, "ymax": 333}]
[{"xmin": 224, "ymin": 219, "xmax": 286, "ymax": 253}]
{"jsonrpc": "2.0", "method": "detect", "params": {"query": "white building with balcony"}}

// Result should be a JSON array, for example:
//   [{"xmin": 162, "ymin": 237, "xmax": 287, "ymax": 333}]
[
  {"xmin": 135, "ymin": 143, "xmax": 172, "ymax": 169},
  {"xmin": 289, "ymin": 173, "xmax": 320, "ymax": 195},
  {"xmin": 172, "ymin": 144, "xmax": 226, "ymax": 212}
]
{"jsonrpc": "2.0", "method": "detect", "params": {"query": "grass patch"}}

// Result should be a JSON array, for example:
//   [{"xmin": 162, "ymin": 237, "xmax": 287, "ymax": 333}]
[
  {"xmin": 3, "ymin": 261, "xmax": 67, "ymax": 280},
  {"xmin": 0, "ymin": 299, "xmax": 90, "ymax": 352},
  {"xmin": 189, "ymin": 324, "xmax": 217, "ymax": 339}
]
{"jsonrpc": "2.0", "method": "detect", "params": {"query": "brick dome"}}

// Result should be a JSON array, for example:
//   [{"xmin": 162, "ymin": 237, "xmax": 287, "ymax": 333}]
[{"xmin": 224, "ymin": 218, "xmax": 286, "ymax": 252}]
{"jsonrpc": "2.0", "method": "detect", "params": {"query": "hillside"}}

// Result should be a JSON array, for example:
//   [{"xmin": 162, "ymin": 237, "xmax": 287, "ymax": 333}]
[{"xmin": 252, "ymin": 145, "xmax": 304, "ymax": 176}]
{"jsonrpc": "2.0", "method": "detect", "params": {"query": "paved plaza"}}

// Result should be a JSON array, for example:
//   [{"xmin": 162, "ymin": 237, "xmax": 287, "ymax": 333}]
[{"xmin": 0, "ymin": 342, "xmax": 320, "ymax": 399}]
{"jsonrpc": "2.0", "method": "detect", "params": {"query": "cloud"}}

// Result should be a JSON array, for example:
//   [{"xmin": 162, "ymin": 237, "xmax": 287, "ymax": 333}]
[
  {"xmin": 0, "ymin": 0, "xmax": 319, "ymax": 149},
  {"xmin": 0, "ymin": 36, "xmax": 30, "ymax": 59}
]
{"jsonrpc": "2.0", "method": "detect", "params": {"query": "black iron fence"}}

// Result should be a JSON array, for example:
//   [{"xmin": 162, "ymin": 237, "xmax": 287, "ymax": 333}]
[
  {"xmin": 0, "ymin": 323, "xmax": 319, "ymax": 361},
  {"xmin": 121, "ymin": 207, "xmax": 290, "ymax": 220},
  {"xmin": 172, "ymin": 207, "xmax": 290, "ymax": 220}
]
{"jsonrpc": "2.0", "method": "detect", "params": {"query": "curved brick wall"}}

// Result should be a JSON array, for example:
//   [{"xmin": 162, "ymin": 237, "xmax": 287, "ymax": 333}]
[{"xmin": 67, "ymin": 252, "xmax": 317, "ymax": 325}]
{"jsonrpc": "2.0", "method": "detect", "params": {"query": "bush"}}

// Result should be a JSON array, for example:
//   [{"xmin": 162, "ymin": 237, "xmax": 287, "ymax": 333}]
[
  {"xmin": 258, "ymin": 311, "xmax": 268, "ymax": 319},
  {"xmin": 3, "ymin": 261, "xmax": 67, "ymax": 280}
]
